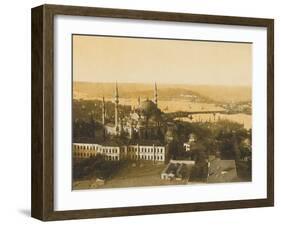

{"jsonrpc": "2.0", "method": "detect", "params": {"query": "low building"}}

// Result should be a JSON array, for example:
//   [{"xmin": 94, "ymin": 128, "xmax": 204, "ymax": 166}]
[{"xmin": 73, "ymin": 140, "xmax": 167, "ymax": 163}]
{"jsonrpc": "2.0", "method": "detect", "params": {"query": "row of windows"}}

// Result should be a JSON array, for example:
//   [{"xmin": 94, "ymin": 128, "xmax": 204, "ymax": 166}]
[
  {"xmin": 74, "ymin": 144, "xmax": 164, "ymax": 154},
  {"xmin": 74, "ymin": 152, "xmax": 164, "ymax": 161},
  {"xmin": 74, "ymin": 152, "xmax": 119, "ymax": 160},
  {"xmin": 128, "ymin": 147, "xmax": 164, "ymax": 153},
  {"xmin": 74, "ymin": 145, "xmax": 99, "ymax": 151},
  {"xmin": 101, "ymin": 149, "xmax": 118, "ymax": 154},
  {"xmin": 74, "ymin": 145, "xmax": 119, "ymax": 154},
  {"xmin": 138, "ymin": 155, "xmax": 163, "ymax": 161},
  {"xmin": 128, "ymin": 154, "xmax": 164, "ymax": 161},
  {"xmin": 74, "ymin": 152, "xmax": 96, "ymax": 158},
  {"xmin": 105, "ymin": 156, "xmax": 119, "ymax": 161}
]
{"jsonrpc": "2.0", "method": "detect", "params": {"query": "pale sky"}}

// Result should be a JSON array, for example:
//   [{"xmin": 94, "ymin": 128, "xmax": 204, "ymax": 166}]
[{"xmin": 73, "ymin": 35, "xmax": 252, "ymax": 86}]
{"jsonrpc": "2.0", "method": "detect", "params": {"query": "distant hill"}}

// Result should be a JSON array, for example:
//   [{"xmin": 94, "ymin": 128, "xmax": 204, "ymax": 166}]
[{"xmin": 73, "ymin": 82, "xmax": 251, "ymax": 103}]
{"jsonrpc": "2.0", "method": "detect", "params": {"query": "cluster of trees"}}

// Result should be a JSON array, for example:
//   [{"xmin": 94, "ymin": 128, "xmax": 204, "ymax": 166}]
[
  {"xmin": 73, "ymin": 154, "xmax": 128, "ymax": 180},
  {"xmin": 173, "ymin": 120, "xmax": 251, "ymax": 160},
  {"xmin": 73, "ymin": 99, "xmax": 131, "ymax": 123},
  {"xmin": 73, "ymin": 119, "xmax": 104, "ymax": 141}
]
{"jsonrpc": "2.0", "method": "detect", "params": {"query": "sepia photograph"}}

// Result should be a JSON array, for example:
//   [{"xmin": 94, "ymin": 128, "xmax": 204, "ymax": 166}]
[{"xmin": 72, "ymin": 34, "xmax": 252, "ymax": 190}]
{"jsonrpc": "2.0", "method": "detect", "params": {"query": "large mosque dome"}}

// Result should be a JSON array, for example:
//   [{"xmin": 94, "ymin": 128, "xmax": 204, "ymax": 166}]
[
  {"xmin": 140, "ymin": 99, "xmax": 157, "ymax": 112},
  {"xmin": 139, "ymin": 99, "xmax": 160, "ymax": 117}
]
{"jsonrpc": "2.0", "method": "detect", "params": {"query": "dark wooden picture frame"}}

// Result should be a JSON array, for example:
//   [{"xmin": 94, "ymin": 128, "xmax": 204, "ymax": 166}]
[{"xmin": 31, "ymin": 4, "xmax": 274, "ymax": 221}]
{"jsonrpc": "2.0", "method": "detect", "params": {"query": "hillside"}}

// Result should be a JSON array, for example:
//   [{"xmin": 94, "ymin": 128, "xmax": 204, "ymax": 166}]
[{"xmin": 73, "ymin": 82, "xmax": 251, "ymax": 103}]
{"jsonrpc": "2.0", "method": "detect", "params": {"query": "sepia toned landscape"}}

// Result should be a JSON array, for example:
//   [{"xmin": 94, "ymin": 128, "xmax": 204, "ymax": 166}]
[{"xmin": 72, "ymin": 35, "xmax": 252, "ymax": 190}]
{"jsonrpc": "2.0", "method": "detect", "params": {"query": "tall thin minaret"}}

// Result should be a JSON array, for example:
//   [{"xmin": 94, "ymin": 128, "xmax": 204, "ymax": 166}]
[
  {"xmin": 154, "ymin": 82, "xmax": 158, "ymax": 107},
  {"xmin": 138, "ymin": 96, "xmax": 141, "ymax": 108},
  {"xmin": 115, "ymin": 82, "xmax": 119, "ymax": 131},
  {"xmin": 102, "ymin": 96, "xmax": 105, "ymax": 125}
]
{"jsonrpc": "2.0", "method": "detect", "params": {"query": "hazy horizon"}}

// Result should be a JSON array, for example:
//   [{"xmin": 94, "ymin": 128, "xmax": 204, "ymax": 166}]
[{"xmin": 73, "ymin": 81, "xmax": 251, "ymax": 102}]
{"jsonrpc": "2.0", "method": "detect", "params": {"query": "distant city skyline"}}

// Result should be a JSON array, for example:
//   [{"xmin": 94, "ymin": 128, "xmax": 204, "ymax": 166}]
[{"xmin": 73, "ymin": 35, "xmax": 252, "ymax": 86}]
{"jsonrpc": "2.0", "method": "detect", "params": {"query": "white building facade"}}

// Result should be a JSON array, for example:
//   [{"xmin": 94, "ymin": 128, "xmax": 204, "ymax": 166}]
[{"xmin": 73, "ymin": 143, "xmax": 166, "ymax": 162}]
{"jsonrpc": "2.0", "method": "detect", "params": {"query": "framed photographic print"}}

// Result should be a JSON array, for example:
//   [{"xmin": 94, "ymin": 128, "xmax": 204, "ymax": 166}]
[{"xmin": 31, "ymin": 4, "xmax": 274, "ymax": 221}]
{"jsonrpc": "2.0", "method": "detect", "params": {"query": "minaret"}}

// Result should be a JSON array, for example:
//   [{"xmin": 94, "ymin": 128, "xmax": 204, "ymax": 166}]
[
  {"xmin": 115, "ymin": 82, "xmax": 119, "ymax": 131},
  {"xmin": 102, "ymin": 96, "xmax": 105, "ymax": 125},
  {"xmin": 154, "ymin": 82, "xmax": 158, "ymax": 107},
  {"xmin": 138, "ymin": 96, "xmax": 141, "ymax": 108}
]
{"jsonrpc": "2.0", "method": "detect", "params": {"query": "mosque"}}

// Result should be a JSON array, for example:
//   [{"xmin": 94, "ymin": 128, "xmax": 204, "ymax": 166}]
[{"xmin": 102, "ymin": 82, "xmax": 165, "ymax": 140}]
